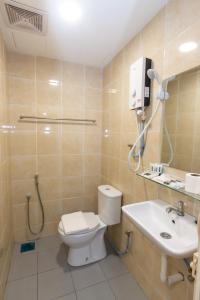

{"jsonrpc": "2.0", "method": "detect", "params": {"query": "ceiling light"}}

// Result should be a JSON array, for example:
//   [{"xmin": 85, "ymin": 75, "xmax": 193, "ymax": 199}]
[
  {"xmin": 48, "ymin": 79, "xmax": 59, "ymax": 86},
  {"xmin": 179, "ymin": 41, "xmax": 198, "ymax": 53},
  {"xmin": 59, "ymin": 1, "xmax": 82, "ymax": 23}
]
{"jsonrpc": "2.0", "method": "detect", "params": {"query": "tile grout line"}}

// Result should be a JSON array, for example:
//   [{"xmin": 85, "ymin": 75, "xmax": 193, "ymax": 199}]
[
  {"xmin": 70, "ymin": 269, "xmax": 78, "ymax": 300},
  {"xmin": 37, "ymin": 266, "xmax": 69, "ymax": 275},
  {"xmin": 7, "ymin": 249, "xmax": 38, "ymax": 283},
  {"xmin": 7, "ymin": 273, "xmax": 37, "ymax": 284},
  {"xmin": 98, "ymin": 260, "xmax": 129, "ymax": 281},
  {"xmin": 72, "ymin": 278, "xmax": 109, "ymax": 294},
  {"xmin": 97, "ymin": 261, "xmax": 123, "ymax": 300},
  {"xmin": 74, "ymin": 278, "xmax": 107, "ymax": 294},
  {"xmin": 7, "ymin": 265, "xmax": 128, "ymax": 289},
  {"xmin": 106, "ymin": 276, "xmax": 118, "ymax": 300}
]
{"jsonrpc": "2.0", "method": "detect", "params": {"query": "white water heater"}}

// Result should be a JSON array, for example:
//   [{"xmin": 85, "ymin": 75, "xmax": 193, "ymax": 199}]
[{"xmin": 129, "ymin": 57, "xmax": 152, "ymax": 110}]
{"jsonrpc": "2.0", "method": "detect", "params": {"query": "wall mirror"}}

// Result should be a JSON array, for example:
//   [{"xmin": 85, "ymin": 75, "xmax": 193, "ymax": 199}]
[{"xmin": 161, "ymin": 66, "xmax": 200, "ymax": 173}]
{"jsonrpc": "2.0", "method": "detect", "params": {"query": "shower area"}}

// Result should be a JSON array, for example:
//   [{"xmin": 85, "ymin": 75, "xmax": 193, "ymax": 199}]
[{"xmin": 7, "ymin": 52, "xmax": 103, "ymax": 242}]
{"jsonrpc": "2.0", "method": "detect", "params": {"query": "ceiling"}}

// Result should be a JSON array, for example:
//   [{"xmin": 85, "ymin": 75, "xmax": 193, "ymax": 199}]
[{"xmin": 0, "ymin": 0, "xmax": 167, "ymax": 67}]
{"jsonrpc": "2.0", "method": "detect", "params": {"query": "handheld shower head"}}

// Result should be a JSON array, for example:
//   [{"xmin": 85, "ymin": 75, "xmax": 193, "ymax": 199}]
[
  {"xmin": 147, "ymin": 69, "xmax": 161, "ymax": 84},
  {"xmin": 147, "ymin": 69, "xmax": 155, "ymax": 79},
  {"xmin": 148, "ymin": 69, "xmax": 176, "ymax": 101}
]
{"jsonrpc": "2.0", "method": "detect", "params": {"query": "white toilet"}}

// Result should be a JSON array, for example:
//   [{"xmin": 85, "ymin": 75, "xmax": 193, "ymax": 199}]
[{"xmin": 58, "ymin": 185, "xmax": 122, "ymax": 266}]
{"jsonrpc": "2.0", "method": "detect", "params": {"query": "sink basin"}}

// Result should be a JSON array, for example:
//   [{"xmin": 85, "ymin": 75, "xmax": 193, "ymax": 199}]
[{"xmin": 122, "ymin": 200, "xmax": 198, "ymax": 258}]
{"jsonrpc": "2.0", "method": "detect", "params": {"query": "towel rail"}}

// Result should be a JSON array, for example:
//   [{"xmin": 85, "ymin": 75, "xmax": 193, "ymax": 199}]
[{"xmin": 18, "ymin": 115, "xmax": 96, "ymax": 124}]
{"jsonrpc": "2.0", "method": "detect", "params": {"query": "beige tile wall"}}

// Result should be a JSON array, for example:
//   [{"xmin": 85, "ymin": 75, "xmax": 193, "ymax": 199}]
[
  {"xmin": 7, "ymin": 53, "xmax": 103, "ymax": 242},
  {"xmin": 162, "ymin": 67, "xmax": 200, "ymax": 172},
  {"xmin": 102, "ymin": 0, "xmax": 200, "ymax": 299},
  {"xmin": 0, "ymin": 32, "xmax": 13, "ymax": 299}
]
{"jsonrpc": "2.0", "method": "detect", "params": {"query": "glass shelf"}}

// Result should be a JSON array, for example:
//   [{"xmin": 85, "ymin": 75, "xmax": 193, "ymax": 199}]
[{"xmin": 137, "ymin": 172, "xmax": 200, "ymax": 202}]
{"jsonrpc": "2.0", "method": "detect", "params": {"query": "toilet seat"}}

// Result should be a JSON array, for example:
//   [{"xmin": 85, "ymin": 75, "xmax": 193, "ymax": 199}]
[{"xmin": 59, "ymin": 212, "xmax": 100, "ymax": 236}]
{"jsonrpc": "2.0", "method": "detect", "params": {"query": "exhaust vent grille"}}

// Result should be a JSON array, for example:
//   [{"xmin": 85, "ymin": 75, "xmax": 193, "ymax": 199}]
[
  {"xmin": 0, "ymin": 0, "xmax": 47, "ymax": 35},
  {"xmin": 5, "ymin": 4, "xmax": 43, "ymax": 32}
]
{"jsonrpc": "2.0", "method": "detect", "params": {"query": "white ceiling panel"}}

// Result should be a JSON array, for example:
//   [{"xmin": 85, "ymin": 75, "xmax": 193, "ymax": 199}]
[{"xmin": 0, "ymin": 0, "xmax": 168, "ymax": 67}]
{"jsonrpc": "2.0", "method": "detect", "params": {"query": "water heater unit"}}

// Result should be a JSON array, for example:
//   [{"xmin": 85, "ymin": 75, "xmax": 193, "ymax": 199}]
[{"xmin": 129, "ymin": 57, "xmax": 152, "ymax": 110}]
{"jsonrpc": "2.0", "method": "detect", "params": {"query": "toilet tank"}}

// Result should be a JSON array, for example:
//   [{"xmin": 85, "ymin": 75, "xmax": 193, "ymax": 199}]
[{"xmin": 98, "ymin": 185, "xmax": 122, "ymax": 225}]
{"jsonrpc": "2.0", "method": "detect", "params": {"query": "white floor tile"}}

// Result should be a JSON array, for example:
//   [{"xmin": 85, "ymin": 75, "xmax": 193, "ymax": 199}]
[
  {"xmin": 8, "ymin": 252, "xmax": 37, "ymax": 281},
  {"xmin": 38, "ymin": 244, "xmax": 69, "ymax": 273},
  {"xmin": 71, "ymin": 263, "xmax": 106, "ymax": 290},
  {"xmin": 5, "ymin": 276, "xmax": 37, "ymax": 300},
  {"xmin": 56, "ymin": 293, "xmax": 77, "ymax": 300},
  {"xmin": 38, "ymin": 268, "xmax": 74, "ymax": 300},
  {"xmin": 76, "ymin": 281, "xmax": 115, "ymax": 300},
  {"xmin": 109, "ymin": 273, "xmax": 148, "ymax": 300},
  {"xmin": 99, "ymin": 254, "xmax": 128, "ymax": 279},
  {"xmin": 37, "ymin": 235, "xmax": 63, "ymax": 252}
]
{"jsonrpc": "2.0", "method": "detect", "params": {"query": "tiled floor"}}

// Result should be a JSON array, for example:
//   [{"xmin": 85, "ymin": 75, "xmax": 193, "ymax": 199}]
[{"xmin": 5, "ymin": 235, "xmax": 148, "ymax": 300}]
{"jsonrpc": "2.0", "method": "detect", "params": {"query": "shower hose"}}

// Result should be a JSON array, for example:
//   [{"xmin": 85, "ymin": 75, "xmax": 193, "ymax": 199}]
[{"xmin": 26, "ymin": 174, "xmax": 45, "ymax": 235}]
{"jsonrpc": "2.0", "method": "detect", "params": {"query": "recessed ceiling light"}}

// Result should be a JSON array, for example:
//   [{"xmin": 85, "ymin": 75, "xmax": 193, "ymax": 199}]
[
  {"xmin": 59, "ymin": 1, "xmax": 82, "ymax": 23},
  {"xmin": 179, "ymin": 41, "xmax": 198, "ymax": 53}
]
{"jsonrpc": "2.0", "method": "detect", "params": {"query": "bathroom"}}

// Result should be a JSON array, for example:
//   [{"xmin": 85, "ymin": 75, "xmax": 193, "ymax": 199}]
[{"xmin": 0, "ymin": 0, "xmax": 200, "ymax": 299}]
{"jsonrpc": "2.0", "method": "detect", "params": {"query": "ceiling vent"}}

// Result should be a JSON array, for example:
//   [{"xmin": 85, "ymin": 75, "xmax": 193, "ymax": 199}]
[{"xmin": 0, "ymin": 0, "xmax": 47, "ymax": 35}]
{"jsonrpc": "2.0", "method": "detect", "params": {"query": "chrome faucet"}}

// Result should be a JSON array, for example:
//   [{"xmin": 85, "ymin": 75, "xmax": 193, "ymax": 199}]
[{"xmin": 166, "ymin": 201, "xmax": 185, "ymax": 216}]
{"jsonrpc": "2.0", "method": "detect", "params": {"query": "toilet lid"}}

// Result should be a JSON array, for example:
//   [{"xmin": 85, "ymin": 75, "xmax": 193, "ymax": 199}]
[{"xmin": 60, "ymin": 212, "xmax": 100, "ymax": 235}]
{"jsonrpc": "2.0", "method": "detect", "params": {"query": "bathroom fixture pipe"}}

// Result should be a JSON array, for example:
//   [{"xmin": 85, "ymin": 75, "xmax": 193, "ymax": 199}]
[
  {"xmin": 160, "ymin": 254, "xmax": 184, "ymax": 285},
  {"xmin": 183, "ymin": 258, "xmax": 194, "ymax": 282},
  {"xmin": 160, "ymin": 101, "xmax": 174, "ymax": 166},
  {"xmin": 128, "ymin": 100, "xmax": 161, "ymax": 172},
  {"xmin": 130, "ymin": 113, "xmax": 146, "ymax": 172},
  {"xmin": 160, "ymin": 254, "xmax": 168, "ymax": 282},
  {"xmin": 107, "ymin": 231, "xmax": 133, "ymax": 257},
  {"xmin": 26, "ymin": 174, "xmax": 45, "ymax": 235},
  {"xmin": 168, "ymin": 273, "xmax": 184, "ymax": 286},
  {"xmin": 183, "ymin": 258, "xmax": 192, "ymax": 271},
  {"xmin": 163, "ymin": 117, "xmax": 174, "ymax": 166}
]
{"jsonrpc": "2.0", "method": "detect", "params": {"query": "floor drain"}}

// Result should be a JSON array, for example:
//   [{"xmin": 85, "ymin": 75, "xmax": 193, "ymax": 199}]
[
  {"xmin": 20, "ymin": 241, "xmax": 35, "ymax": 253},
  {"xmin": 160, "ymin": 232, "xmax": 172, "ymax": 239}
]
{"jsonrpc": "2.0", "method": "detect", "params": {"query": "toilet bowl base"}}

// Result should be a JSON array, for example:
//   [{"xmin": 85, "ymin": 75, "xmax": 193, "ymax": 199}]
[{"xmin": 67, "ymin": 228, "xmax": 107, "ymax": 266}]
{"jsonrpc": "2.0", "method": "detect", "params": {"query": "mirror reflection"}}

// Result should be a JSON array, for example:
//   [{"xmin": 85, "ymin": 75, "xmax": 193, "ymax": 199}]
[{"xmin": 161, "ymin": 66, "xmax": 200, "ymax": 172}]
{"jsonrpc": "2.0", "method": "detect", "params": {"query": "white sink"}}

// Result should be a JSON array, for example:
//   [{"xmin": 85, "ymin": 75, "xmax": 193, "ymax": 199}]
[{"xmin": 122, "ymin": 200, "xmax": 198, "ymax": 258}]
